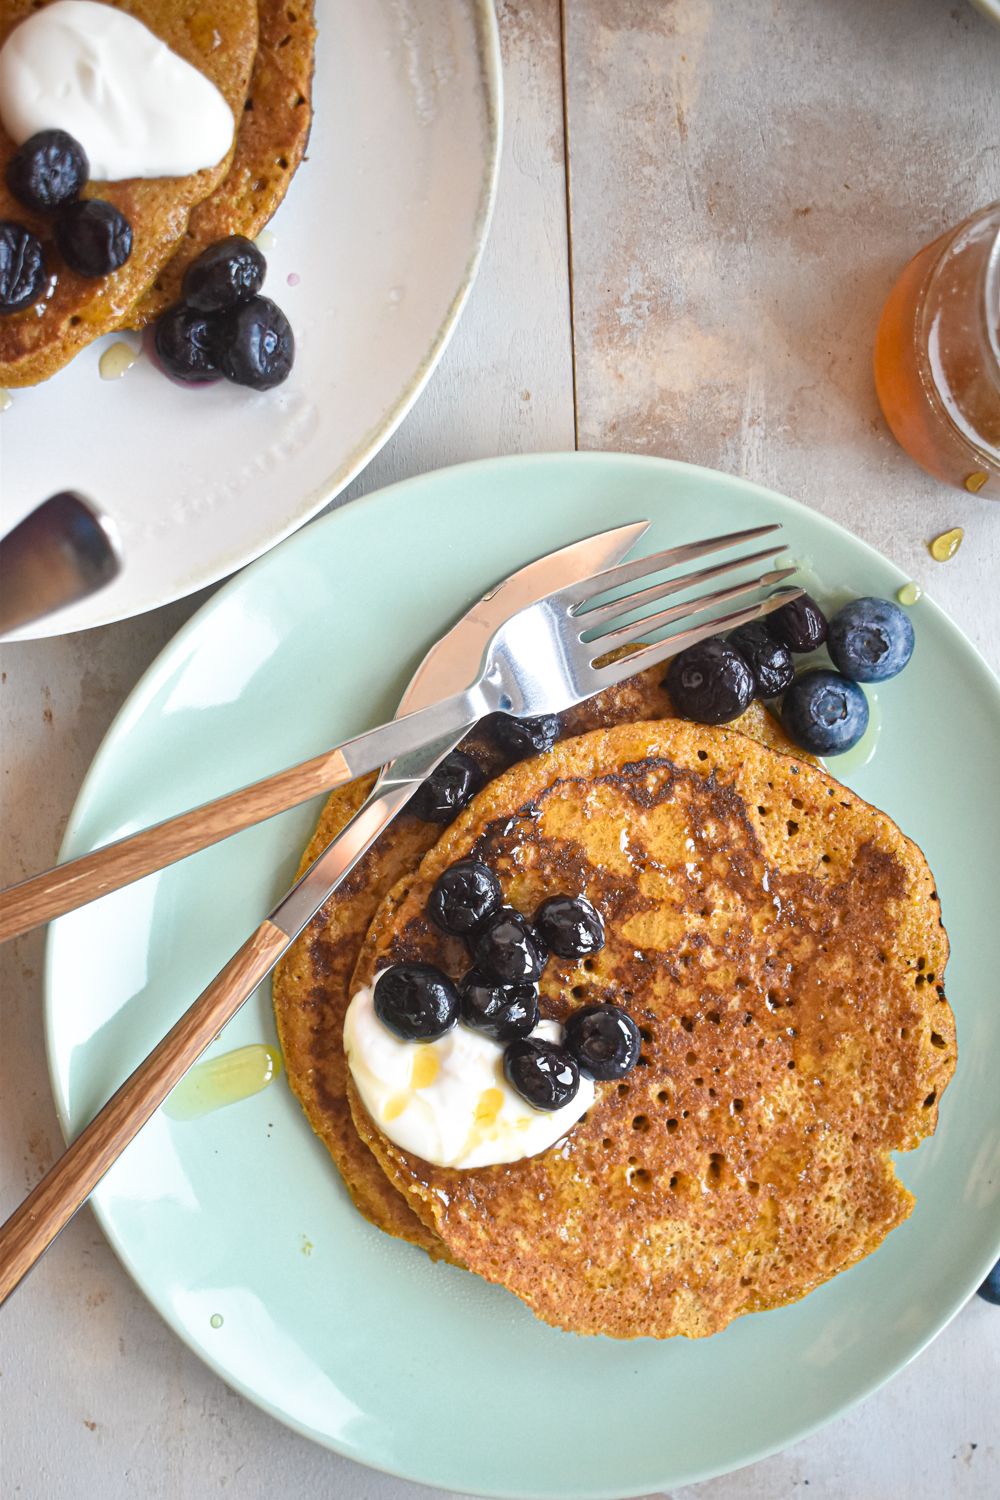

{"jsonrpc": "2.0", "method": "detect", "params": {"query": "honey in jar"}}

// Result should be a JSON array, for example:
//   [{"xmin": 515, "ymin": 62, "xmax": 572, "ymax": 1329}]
[{"xmin": 874, "ymin": 203, "xmax": 1000, "ymax": 495}]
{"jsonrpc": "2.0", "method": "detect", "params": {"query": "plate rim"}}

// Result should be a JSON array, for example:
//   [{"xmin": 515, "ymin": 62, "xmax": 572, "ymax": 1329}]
[
  {"xmin": 13, "ymin": 0, "xmax": 504, "ymax": 641},
  {"xmin": 43, "ymin": 450, "xmax": 1000, "ymax": 1497}
]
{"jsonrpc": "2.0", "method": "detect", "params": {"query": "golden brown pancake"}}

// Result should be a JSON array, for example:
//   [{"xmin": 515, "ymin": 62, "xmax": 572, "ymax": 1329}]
[
  {"xmin": 275, "ymin": 773, "xmax": 453, "ymax": 1263},
  {"xmin": 273, "ymin": 669, "xmax": 817, "ymax": 1264},
  {"xmin": 130, "ymin": 0, "xmax": 316, "ymax": 326},
  {"xmin": 0, "ymin": 0, "xmax": 258, "ymax": 386},
  {"xmin": 349, "ymin": 718, "xmax": 955, "ymax": 1339}
]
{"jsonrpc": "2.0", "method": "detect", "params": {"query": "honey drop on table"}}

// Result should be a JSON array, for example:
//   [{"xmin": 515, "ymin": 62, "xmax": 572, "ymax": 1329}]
[{"xmin": 928, "ymin": 527, "xmax": 964, "ymax": 562}]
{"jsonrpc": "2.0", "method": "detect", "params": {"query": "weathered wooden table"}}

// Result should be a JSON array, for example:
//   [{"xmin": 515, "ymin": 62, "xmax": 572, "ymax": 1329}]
[{"xmin": 2, "ymin": 2, "xmax": 998, "ymax": 1495}]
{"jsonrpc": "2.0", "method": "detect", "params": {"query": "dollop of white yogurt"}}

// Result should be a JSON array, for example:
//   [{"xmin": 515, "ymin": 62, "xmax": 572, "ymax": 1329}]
[
  {"xmin": 344, "ymin": 982, "xmax": 594, "ymax": 1170},
  {"xmin": 0, "ymin": 1, "xmax": 235, "ymax": 180}
]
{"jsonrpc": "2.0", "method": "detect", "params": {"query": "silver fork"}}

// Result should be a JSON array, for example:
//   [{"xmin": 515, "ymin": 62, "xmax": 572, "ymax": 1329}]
[
  {"xmin": 0, "ymin": 525, "xmax": 800, "ymax": 1299},
  {"xmin": 277, "ymin": 522, "xmax": 791, "ymax": 936},
  {"xmin": 250, "ymin": 531, "xmax": 798, "ymax": 792},
  {"xmin": 0, "ymin": 525, "xmax": 797, "ymax": 942}
]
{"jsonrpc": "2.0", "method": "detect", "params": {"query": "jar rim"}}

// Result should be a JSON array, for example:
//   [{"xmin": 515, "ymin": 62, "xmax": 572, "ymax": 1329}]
[
  {"xmin": 985, "ymin": 209, "xmax": 1000, "ymax": 373},
  {"xmin": 918, "ymin": 202, "xmax": 1000, "ymax": 470}
]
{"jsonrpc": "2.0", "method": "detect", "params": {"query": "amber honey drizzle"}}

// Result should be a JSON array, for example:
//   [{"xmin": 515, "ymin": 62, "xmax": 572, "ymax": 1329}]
[
  {"xmin": 98, "ymin": 341, "xmax": 139, "ymax": 380},
  {"xmin": 164, "ymin": 1043, "xmax": 280, "ymax": 1120},
  {"xmin": 410, "ymin": 1048, "xmax": 439, "ymax": 1089},
  {"xmin": 928, "ymin": 527, "xmax": 964, "ymax": 562}
]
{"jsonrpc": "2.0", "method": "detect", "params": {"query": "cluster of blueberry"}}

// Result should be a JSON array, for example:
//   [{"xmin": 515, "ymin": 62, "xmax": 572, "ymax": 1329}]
[
  {"xmin": 667, "ymin": 592, "xmax": 915, "ymax": 755},
  {"xmin": 1, "ymin": 128, "xmax": 133, "ymax": 310},
  {"xmin": 154, "ymin": 234, "xmax": 295, "ymax": 390},
  {"xmin": 0, "ymin": 127, "xmax": 294, "ymax": 391},
  {"xmin": 407, "ymin": 712, "xmax": 560, "ymax": 825},
  {"xmin": 373, "ymin": 863, "xmax": 639, "ymax": 1112}
]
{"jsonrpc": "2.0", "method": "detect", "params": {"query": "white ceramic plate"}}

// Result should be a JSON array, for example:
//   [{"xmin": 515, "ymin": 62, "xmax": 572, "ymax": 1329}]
[
  {"xmin": 969, "ymin": 0, "xmax": 1000, "ymax": 27},
  {"xmin": 0, "ymin": 0, "xmax": 501, "ymax": 638}
]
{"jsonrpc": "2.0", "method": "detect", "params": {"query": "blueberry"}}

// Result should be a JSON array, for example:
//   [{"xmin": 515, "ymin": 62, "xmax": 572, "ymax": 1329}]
[
  {"xmin": 470, "ymin": 908, "xmax": 548, "ymax": 984},
  {"xmin": 410, "ymin": 751, "xmax": 484, "ymax": 824},
  {"xmin": 217, "ymin": 294, "xmax": 294, "ymax": 389},
  {"xmin": 827, "ymin": 597, "xmax": 915, "ymax": 683},
  {"xmin": 373, "ymin": 963, "xmax": 458, "ymax": 1041},
  {"xmin": 504, "ymin": 1037, "xmax": 580, "ymax": 1111},
  {"xmin": 154, "ymin": 302, "xmax": 222, "ymax": 383},
  {"xmin": 665, "ymin": 637, "xmax": 754, "ymax": 724},
  {"xmin": 6, "ymin": 130, "xmax": 88, "ymax": 212},
  {"xmin": 428, "ymin": 859, "xmax": 502, "ymax": 936},
  {"xmin": 534, "ymin": 895, "xmax": 605, "ymax": 959},
  {"xmin": 781, "ymin": 669, "xmax": 869, "ymax": 755},
  {"xmin": 182, "ymin": 234, "xmax": 266, "ymax": 312},
  {"xmin": 0, "ymin": 221, "xmax": 45, "ymax": 314},
  {"xmin": 977, "ymin": 1258, "xmax": 1000, "ymax": 1306},
  {"xmin": 55, "ymin": 198, "xmax": 132, "ymax": 277},
  {"xmin": 565, "ymin": 1004, "xmax": 641, "ymax": 1080},
  {"xmin": 489, "ymin": 713, "xmax": 560, "ymax": 759},
  {"xmin": 727, "ymin": 621, "xmax": 794, "ymax": 699},
  {"xmin": 459, "ymin": 970, "xmax": 539, "ymax": 1041},
  {"xmin": 771, "ymin": 592, "xmax": 828, "ymax": 653}
]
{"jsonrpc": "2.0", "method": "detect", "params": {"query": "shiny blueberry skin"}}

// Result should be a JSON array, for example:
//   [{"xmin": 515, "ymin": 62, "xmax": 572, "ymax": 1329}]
[
  {"xmin": 154, "ymin": 302, "xmax": 222, "ymax": 383},
  {"xmin": 504, "ymin": 1037, "xmax": 580, "ymax": 1111},
  {"xmin": 490, "ymin": 712, "xmax": 560, "ymax": 759},
  {"xmin": 182, "ymin": 235, "xmax": 266, "ymax": 312},
  {"xmin": 428, "ymin": 859, "xmax": 502, "ymax": 936},
  {"xmin": 217, "ymin": 295, "xmax": 294, "ymax": 389},
  {"xmin": 534, "ymin": 895, "xmax": 605, "ymax": 959},
  {"xmin": 728, "ymin": 620, "xmax": 794, "ymax": 699},
  {"xmin": 459, "ymin": 970, "xmax": 539, "ymax": 1041},
  {"xmin": 373, "ymin": 963, "xmax": 458, "ymax": 1041},
  {"xmin": 410, "ymin": 751, "xmax": 485, "ymax": 823},
  {"xmin": 781, "ymin": 669, "xmax": 869, "ymax": 755},
  {"xmin": 6, "ymin": 130, "xmax": 89, "ymax": 212},
  {"xmin": 827, "ymin": 597, "xmax": 915, "ymax": 682},
  {"xmin": 55, "ymin": 198, "xmax": 132, "ymax": 276},
  {"xmin": 565, "ymin": 1003, "xmax": 641, "ymax": 1080},
  {"xmin": 471, "ymin": 907, "xmax": 548, "ymax": 984},
  {"xmin": 0, "ymin": 221, "xmax": 45, "ymax": 314},
  {"xmin": 771, "ymin": 592, "xmax": 828, "ymax": 653},
  {"xmin": 665, "ymin": 637, "xmax": 754, "ymax": 724},
  {"xmin": 977, "ymin": 1258, "xmax": 1000, "ymax": 1306}
]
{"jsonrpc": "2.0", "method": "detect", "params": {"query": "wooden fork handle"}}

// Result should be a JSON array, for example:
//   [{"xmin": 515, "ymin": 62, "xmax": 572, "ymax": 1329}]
[
  {"xmin": 0, "ymin": 747, "xmax": 350, "ymax": 945},
  {"xmin": 0, "ymin": 920, "xmax": 289, "ymax": 1305}
]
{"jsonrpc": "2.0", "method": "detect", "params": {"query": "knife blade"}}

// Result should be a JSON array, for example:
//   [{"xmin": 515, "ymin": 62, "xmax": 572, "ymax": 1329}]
[{"xmin": 270, "ymin": 520, "xmax": 649, "ymax": 938}]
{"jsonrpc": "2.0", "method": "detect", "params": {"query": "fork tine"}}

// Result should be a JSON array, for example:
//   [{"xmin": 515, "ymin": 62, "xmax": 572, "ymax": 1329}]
[
  {"xmin": 585, "ymin": 566, "xmax": 799, "ymax": 646},
  {"xmin": 578, "ymin": 545, "xmax": 785, "ymax": 631},
  {"xmin": 565, "ymin": 523, "xmax": 781, "ymax": 611},
  {"xmin": 587, "ymin": 588, "xmax": 804, "ymax": 689}
]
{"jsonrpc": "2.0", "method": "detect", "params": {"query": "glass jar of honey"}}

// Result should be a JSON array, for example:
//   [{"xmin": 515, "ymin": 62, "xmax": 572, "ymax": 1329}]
[{"xmin": 874, "ymin": 203, "xmax": 1000, "ymax": 496}]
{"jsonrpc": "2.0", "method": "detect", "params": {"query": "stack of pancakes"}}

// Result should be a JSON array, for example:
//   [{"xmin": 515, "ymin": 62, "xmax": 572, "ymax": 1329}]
[
  {"xmin": 274, "ymin": 668, "xmax": 956, "ymax": 1340},
  {"xmin": 0, "ymin": 0, "xmax": 316, "ymax": 386}
]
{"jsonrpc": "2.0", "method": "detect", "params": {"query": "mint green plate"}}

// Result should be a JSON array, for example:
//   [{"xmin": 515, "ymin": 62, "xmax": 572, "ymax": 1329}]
[{"xmin": 46, "ymin": 454, "xmax": 1000, "ymax": 1497}]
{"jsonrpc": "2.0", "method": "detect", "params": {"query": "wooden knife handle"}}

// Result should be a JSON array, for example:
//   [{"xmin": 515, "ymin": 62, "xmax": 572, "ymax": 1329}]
[
  {"xmin": 0, "ymin": 747, "xmax": 350, "ymax": 944},
  {"xmin": 0, "ymin": 920, "xmax": 290, "ymax": 1304}
]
